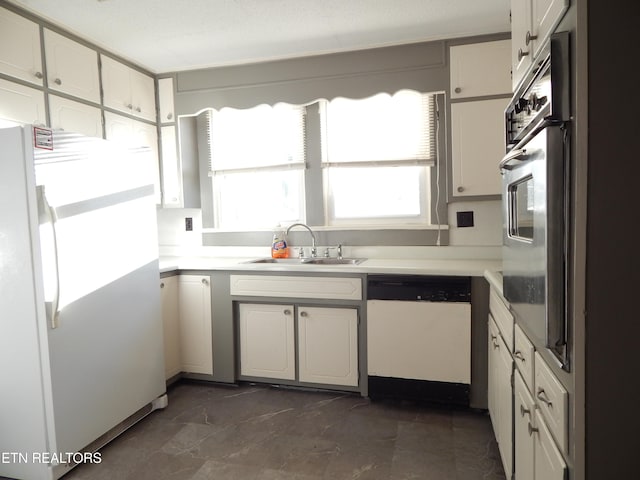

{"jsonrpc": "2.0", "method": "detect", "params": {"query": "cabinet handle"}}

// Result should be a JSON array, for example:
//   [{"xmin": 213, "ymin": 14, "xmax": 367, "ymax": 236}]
[
  {"xmin": 300, "ymin": 311, "xmax": 308, "ymax": 317},
  {"xmin": 283, "ymin": 309, "xmax": 291, "ymax": 315},
  {"xmin": 160, "ymin": 282, "xmax": 165, "ymax": 289},
  {"xmin": 54, "ymin": 78, "xmax": 62, "ymax": 85},
  {"xmin": 536, "ymin": 388, "xmax": 553, "ymax": 407},
  {"xmin": 34, "ymin": 71, "xmax": 43, "ymax": 79},
  {"xmin": 525, "ymin": 31, "xmax": 538, "ymax": 46},
  {"xmin": 528, "ymin": 422, "xmax": 539, "ymax": 436},
  {"xmin": 201, "ymin": 278, "xmax": 209, "ymax": 286},
  {"xmin": 518, "ymin": 48, "xmax": 530, "ymax": 62},
  {"xmin": 454, "ymin": 87, "xmax": 462, "ymax": 94},
  {"xmin": 520, "ymin": 404, "xmax": 530, "ymax": 418},
  {"xmin": 514, "ymin": 350, "xmax": 525, "ymax": 362},
  {"xmin": 492, "ymin": 341, "xmax": 500, "ymax": 350}
]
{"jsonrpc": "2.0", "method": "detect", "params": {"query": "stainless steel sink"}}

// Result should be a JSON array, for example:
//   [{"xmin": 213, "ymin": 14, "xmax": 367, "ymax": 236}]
[
  {"xmin": 302, "ymin": 257, "xmax": 366, "ymax": 265},
  {"xmin": 244, "ymin": 257, "xmax": 366, "ymax": 265},
  {"xmin": 244, "ymin": 258, "xmax": 306, "ymax": 264}
]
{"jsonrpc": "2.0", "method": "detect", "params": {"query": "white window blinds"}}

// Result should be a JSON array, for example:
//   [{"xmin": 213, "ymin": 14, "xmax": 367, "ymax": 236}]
[
  {"xmin": 207, "ymin": 103, "xmax": 306, "ymax": 173},
  {"xmin": 320, "ymin": 90, "xmax": 437, "ymax": 166}
]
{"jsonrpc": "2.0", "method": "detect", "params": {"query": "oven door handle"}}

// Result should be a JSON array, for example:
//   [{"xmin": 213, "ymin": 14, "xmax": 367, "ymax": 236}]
[{"xmin": 499, "ymin": 148, "xmax": 528, "ymax": 172}]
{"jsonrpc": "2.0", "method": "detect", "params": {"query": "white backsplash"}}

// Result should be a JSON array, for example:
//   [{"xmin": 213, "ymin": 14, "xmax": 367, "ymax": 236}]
[
  {"xmin": 156, "ymin": 207, "xmax": 203, "ymax": 247},
  {"xmin": 448, "ymin": 200, "xmax": 502, "ymax": 247}
]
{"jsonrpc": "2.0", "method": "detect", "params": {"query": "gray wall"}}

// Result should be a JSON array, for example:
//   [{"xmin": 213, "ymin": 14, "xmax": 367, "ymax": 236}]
[{"xmin": 173, "ymin": 33, "xmax": 508, "ymax": 248}]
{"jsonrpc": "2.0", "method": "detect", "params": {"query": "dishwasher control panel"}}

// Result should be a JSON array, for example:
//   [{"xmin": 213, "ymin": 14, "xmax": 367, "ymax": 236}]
[{"xmin": 367, "ymin": 275, "xmax": 471, "ymax": 303}]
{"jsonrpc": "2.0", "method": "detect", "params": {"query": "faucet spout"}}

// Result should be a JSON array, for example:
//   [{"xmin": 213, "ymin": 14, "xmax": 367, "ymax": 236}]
[{"xmin": 286, "ymin": 223, "xmax": 317, "ymax": 257}]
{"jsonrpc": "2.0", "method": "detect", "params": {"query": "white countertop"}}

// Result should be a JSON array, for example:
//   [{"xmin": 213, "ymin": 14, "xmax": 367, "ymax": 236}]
[{"xmin": 159, "ymin": 255, "xmax": 502, "ymax": 277}]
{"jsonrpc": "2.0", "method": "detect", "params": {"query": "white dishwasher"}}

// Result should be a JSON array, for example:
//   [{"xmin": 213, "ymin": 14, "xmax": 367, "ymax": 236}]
[{"xmin": 367, "ymin": 275, "xmax": 471, "ymax": 405}]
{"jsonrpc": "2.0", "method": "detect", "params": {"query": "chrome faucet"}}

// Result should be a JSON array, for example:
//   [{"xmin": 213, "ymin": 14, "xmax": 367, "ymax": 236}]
[{"xmin": 286, "ymin": 223, "xmax": 317, "ymax": 257}]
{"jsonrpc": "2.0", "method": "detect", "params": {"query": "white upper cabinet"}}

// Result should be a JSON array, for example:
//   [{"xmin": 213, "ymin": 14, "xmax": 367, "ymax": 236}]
[
  {"xmin": 48, "ymin": 95, "xmax": 102, "ymax": 138},
  {"xmin": 451, "ymin": 98, "xmax": 508, "ymax": 196},
  {"xmin": 0, "ymin": 7, "xmax": 43, "ymax": 86},
  {"xmin": 101, "ymin": 55, "xmax": 156, "ymax": 122},
  {"xmin": 511, "ymin": 0, "xmax": 569, "ymax": 90},
  {"xmin": 44, "ymin": 29, "xmax": 100, "ymax": 103},
  {"xmin": 449, "ymin": 40, "xmax": 511, "ymax": 99},
  {"xmin": 0, "ymin": 77, "xmax": 46, "ymax": 127},
  {"xmin": 158, "ymin": 77, "xmax": 175, "ymax": 124}
]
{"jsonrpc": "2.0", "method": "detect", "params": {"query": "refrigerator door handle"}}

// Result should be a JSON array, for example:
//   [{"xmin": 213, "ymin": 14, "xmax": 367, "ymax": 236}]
[{"xmin": 37, "ymin": 186, "xmax": 61, "ymax": 329}]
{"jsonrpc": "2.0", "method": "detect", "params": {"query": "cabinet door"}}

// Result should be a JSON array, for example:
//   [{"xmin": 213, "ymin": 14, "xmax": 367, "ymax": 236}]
[
  {"xmin": 515, "ymin": 370, "xmax": 535, "ymax": 480},
  {"xmin": 49, "ymin": 95, "xmax": 102, "ymax": 138},
  {"xmin": 0, "ymin": 7, "xmax": 43, "ymax": 85},
  {"xmin": 161, "ymin": 276, "xmax": 181, "ymax": 380},
  {"xmin": 451, "ymin": 98, "xmax": 507, "ymax": 197},
  {"xmin": 101, "ymin": 55, "xmax": 132, "ymax": 115},
  {"xmin": 178, "ymin": 275, "xmax": 213, "ymax": 375},
  {"xmin": 160, "ymin": 125, "xmax": 182, "ymax": 206},
  {"xmin": 132, "ymin": 120, "xmax": 161, "ymax": 204},
  {"xmin": 534, "ymin": 410, "xmax": 567, "ymax": 480},
  {"xmin": 496, "ymin": 331, "xmax": 514, "ymax": 479},
  {"xmin": 532, "ymin": 0, "xmax": 569, "ymax": 59},
  {"xmin": 511, "ymin": 0, "xmax": 533, "ymax": 90},
  {"xmin": 0, "ymin": 78, "xmax": 46, "ymax": 127},
  {"xmin": 450, "ymin": 40, "xmax": 511, "ymax": 99},
  {"xmin": 44, "ymin": 29, "xmax": 100, "ymax": 103},
  {"xmin": 239, "ymin": 303, "xmax": 295, "ymax": 380},
  {"xmin": 104, "ymin": 111, "xmax": 134, "ymax": 143},
  {"xmin": 368, "ymin": 300, "xmax": 471, "ymax": 383},
  {"xmin": 158, "ymin": 77, "xmax": 175, "ymax": 124},
  {"xmin": 130, "ymin": 68, "xmax": 156, "ymax": 122},
  {"xmin": 488, "ymin": 316, "xmax": 500, "ymax": 436},
  {"xmin": 297, "ymin": 307, "xmax": 358, "ymax": 387}
]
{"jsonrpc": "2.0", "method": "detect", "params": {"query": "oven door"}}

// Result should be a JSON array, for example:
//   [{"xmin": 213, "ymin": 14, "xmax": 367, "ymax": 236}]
[{"xmin": 501, "ymin": 122, "xmax": 569, "ymax": 369}]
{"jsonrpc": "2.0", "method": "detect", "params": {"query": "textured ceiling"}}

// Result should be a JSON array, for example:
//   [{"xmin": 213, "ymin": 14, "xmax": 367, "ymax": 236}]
[{"xmin": 8, "ymin": 0, "xmax": 510, "ymax": 73}]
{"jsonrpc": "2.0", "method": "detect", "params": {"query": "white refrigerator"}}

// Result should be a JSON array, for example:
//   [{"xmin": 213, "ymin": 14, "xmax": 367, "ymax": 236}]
[{"xmin": 0, "ymin": 126, "xmax": 167, "ymax": 480}]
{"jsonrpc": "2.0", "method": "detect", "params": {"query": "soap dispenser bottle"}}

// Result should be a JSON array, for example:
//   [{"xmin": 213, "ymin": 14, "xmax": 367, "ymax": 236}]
[{"xmin": 271, "ymin": 225, "xmax": 289, "ymax": 258}]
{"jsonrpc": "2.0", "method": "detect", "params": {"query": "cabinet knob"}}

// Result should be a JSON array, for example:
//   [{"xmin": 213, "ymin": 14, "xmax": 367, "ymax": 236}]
[
  {"xmin": 536, "ymin": 388, "xmax": 553, "ymax": 407},
  {"xmin": 457, "ymin": 186, "xmax": 464, "ymax": 193},
  {"xmin": 201, "ymin": 278, "xmax": 209, "ymax": 286},
  {"xmin": 127, "ymin": 103, "xmax": 133, "ymax": 110},
  {"xmin": 54, "ymin": 78, "xmax": 62, "ymax": 85},
  {"xmin": 167, "ymin": 113, "xmax": 173, "ymax": 120},
  {"xmin": 284, "ymin": 309, "xmax": 291, "ymax": 315},
  {"xmin": 454, "ymin": 87, "xmax": 462, "ymax": 94},
  {"xmin": 160, "ymin": 282, "xmax": 165, "ymax": 289},
  {"xmin": 525, "ymin": 31, "xmax": 538, "ymax": 46},
  {"xmin": 300, "ymin": 311, "xmax": 308, "ymax": 317},
  {"xmin": 34, "ymin": 71, "xmax": 43, "ymax": 79},
  {"xmin": 135, "ymin": 106, "xmax": 142, "ymax": 113},
  {"xmin": 518, "ymin": 48, "xmax": 529, "ymax": 62},
  {"xmin": 528, "ymin": 423, "xmax": 539, "ymax": 436}
]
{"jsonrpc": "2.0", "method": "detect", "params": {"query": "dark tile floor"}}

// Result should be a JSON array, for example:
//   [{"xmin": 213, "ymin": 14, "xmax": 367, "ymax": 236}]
[{"xmin": 64, "ymin": 381, "xmax": 506, "ymax": 480}]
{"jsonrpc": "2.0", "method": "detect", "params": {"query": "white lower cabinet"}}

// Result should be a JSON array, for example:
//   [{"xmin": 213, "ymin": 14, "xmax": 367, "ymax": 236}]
[
  {"xmin": 533, "ymin": 409, "xmax": 567, "ymax": 480},
  {"xmin": 515, "ymin": 370, "xmax": 535, "ymax": 480},
  {"xmin": 238, "ymin": 303, "xmax": 295, "ymax": 380},
  {"xmin": 492, "ymin": 320, "xmax": 514, "ymax": 477},
  {"xmin": 178, "ymin": 275, "xmax": 213, "ymax": 375},
  {"xmin": 297, "ymin": 307, "xmax": 358, "ymax": 387},
  {"xmin": 238, "ymin": 303, "xmax": 359, "ymax": 387},
  {"xmin": 160, "ymin": 276, "xmax": 180, "ymax": 380}
]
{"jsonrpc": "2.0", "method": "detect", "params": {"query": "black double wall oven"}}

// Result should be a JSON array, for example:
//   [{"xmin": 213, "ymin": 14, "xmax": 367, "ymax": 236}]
[{"xmin": 501, "ymin": 32, "xmax": 571, "ymax": 370}]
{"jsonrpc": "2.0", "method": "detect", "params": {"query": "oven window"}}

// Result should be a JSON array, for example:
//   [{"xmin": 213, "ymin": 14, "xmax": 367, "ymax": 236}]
[{"xmin": 509, "ymin": 175, "xmax": 534, "ymax": 241}]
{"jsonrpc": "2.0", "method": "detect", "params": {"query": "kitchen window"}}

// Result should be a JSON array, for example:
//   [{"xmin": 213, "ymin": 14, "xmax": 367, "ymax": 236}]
[
  {"xmin": 206, "ymin": 104, "xmax": 306, "ymax": 229},
  {"xmin": 320, "ymin": 91, "xmax": 437, "ymax": 225}
]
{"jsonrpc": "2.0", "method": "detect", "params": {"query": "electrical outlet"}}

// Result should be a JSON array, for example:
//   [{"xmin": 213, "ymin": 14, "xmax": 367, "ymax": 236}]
[
  {"xmin": 456, "ymin": 211, "xmax": 474, "ymax": 228},
  {"xmin": 185, "ymin": 217, "xmax": 193, "ymax": 231}
]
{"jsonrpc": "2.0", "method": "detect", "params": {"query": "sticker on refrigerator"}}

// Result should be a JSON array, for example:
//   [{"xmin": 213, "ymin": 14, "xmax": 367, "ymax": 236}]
[{"xmin": 33, "ymin": 127, "xmax": 53, "ymax": 150}]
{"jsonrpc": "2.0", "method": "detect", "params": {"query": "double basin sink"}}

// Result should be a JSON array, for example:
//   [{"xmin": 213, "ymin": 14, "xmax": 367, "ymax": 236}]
[{"xmin": 245, "ymin": 257, "xmax": 366, "ymax": 265}]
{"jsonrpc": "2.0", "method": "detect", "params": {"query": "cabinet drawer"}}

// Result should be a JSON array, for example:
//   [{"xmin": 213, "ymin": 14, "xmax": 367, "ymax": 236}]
[
  {"xmin": 534, "ymin": 352, "xmax": 568, "ymax": 454},
  {"xmin": 514, "ymin": 324, "xmax": 535, "ymax": 392},
  {"xmin": 230, "ymin": 275, "xmax": 362, "ymax": 301},
  {"xmin": 489, "ymin": 288, "xmax": 514, "ymax": 352}
]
